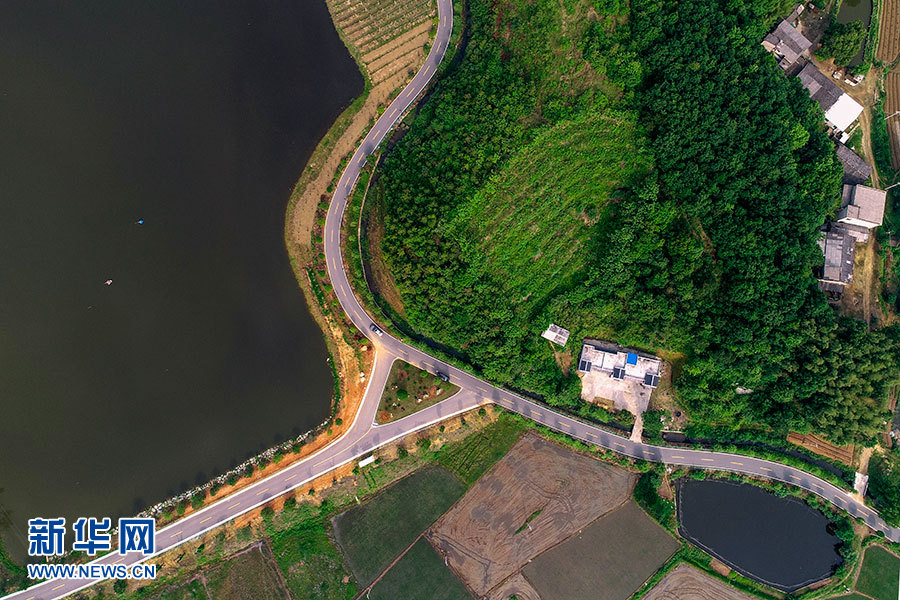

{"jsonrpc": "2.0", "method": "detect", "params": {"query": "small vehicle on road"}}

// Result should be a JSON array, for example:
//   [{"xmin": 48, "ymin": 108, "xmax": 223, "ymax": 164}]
[
  {"xmin": 369, "ymin": 323, "xmax": 384, "ymax": 337},
  {"xmin": 436, "ymin": 371, "xmax": 450, "ymax": 382}
]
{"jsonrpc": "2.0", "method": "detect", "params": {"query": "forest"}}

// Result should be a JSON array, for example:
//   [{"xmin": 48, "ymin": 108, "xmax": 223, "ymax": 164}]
[{"xmin": 373, "ymin": 0, "xmax": 900, "ymax": 446}]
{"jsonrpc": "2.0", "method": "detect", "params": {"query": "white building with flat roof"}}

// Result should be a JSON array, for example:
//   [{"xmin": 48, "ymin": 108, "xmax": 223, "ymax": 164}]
[
  {"xmin": 838, "ymin": 184, "xmax": 886, "ymax": 229},
  {"xmin": 576, "ymin": 340, "xmax": 661, "ymax": 388}
]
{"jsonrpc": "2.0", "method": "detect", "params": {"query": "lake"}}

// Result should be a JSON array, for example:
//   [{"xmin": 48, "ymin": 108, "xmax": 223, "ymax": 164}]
[
  {"xmin": 0, "ymin": 0, "xmax": 363, "ymax": 561},
  {"xmin": 677, "ymin": 479, "xmax": 843, "ymax": 592},
  {"xmin": 837, "ymin": 0, "xmax": 873, "ymax": 66}
]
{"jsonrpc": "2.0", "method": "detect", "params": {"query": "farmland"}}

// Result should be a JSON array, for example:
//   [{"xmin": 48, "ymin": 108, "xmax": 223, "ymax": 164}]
[
  {"xmin": 877, "ymin": 0, "xmax": 900, "ymax": 63},
  {"xmin": 451, "ymin": 111, "xmax": 651, "ymax": 316},
  {"xmin": 641, "ymin": 564, "xmax": 755, "ymax": 600},
  {"xmin": 885, "ymin": 72, "xmax": 900, "ymax": 169},
  {"xmin": 523, "ymin": 501, "xmax": 679, "ymax": 600},
  {"xmin": 378, "ymin": 360, "xmax": 460, "ymax": 423},
  {"xmin": 436, "ymin": 417, "xmax": 527, "ymax": 484},
  {"xmin": 854, "ymin": 545, "xmax": 900, "ymax": 600},
  {"xmin": 428, "ymin": 434, "xmax": 636, "ymax": 596},
  {"xmin": 203, "ymin": 544, "xmax": 289, "ymax": 600},
  {"xmin": 269, "ymin": 504, "xmax": 356, "ymax": 600},
  {"xmin": 368, "ymin": 539, "xmax": 472, "ymax": 600},
  {"xmin": 331, "ymin": 465, "xmax": 465, "ymax": 585}
]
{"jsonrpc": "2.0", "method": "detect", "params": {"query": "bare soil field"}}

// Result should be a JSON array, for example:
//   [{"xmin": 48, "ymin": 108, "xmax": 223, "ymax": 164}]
[
  {"xmin": 203, "ymin": 543, "xmax": 290, "ymax": 600},
  {"xmin": 485, "ymin": 573, "xmax": 541, "ymax": 600},
  {"xmin": 878, "ymin": 0, "xmax": 900, "ymax": 63},
  {"xmin": 641, "ymin": 564, "xmax": 754, "ymax": 600},
  {"xmin": 522, "ymin": 501, "xmax": 680, "ymax": 600},
  {"xmin": 787, "ymin": 432, "xmax": 855, "ymax": 465},
  {"xmin": 886, "ymin": 71, "xmax": 900, "ymax": 169},
  {"xmin": 426, "ymin": 433, "xmax": 636, "ymax": 597}
]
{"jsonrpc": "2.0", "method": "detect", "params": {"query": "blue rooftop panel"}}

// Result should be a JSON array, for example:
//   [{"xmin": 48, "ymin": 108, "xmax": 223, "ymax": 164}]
[{"xmin": 626, "ymin": 352, "xmax": 638, "ymax": 365}]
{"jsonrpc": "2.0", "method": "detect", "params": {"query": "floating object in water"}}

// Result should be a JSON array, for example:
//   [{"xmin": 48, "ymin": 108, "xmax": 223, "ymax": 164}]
[{"xmin": 104, "ymin": 279, "xmax": 113, "ymax": 285}]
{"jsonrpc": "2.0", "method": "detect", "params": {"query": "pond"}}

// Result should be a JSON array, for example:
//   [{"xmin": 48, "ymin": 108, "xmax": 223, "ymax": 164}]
[
  {"xmin": 0, "ymin": 0, "xmax": 363, "ymax": 561},
  {"xmin": 837, "ymin": 0, "xmax": 873, "ymax": 66},
  {"xmin": 677, "ymin": 479, "xmax": 843, "ymax": 592}
]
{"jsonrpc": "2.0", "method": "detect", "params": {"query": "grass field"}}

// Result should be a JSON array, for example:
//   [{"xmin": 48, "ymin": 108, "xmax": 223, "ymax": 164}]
[
  {"xmin": 451, "ymin": 111, "xmax": 650, "ymax": 314},
  {"xmin": 523, "ymin": 501, "xmax": 679, "ymax": 600},
  {"xmin": 331, "ymin": 465, "xmax": 465, "ymax": 585},
  {"xmin": 368, "ymin": 539, "xmax": 471, "ymax": 600},
  {"xmin": 378, "ymin": 360, "xmax": 460, "ymax": 423},
  {"xmin": 203, "ymin": 544, "xmax": 289, "ymax": 600},
  {"xmin": 269, "ymin": 504, "xmax": 356, "ymax": 600},
  {"xmin": 435, "ymin": 417, "xmax": 527, "ymax": 485},
  {"xmin": 855, "ymin": 545, "xmax": 900, "ymax": 600},
  {"xmin": 145, "ymin": 579, "xmax": 207, "ymax": 600}
]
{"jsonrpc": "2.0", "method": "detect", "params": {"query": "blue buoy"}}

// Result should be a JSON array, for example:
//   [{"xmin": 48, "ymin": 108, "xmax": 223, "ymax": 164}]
[{"xmin": 136, "ymin": 219, "xmax": 144, "ymax": 225}]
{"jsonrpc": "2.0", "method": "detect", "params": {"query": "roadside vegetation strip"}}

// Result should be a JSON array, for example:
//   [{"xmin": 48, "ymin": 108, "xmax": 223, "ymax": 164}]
[
  {"xmin": 435, "ymin": 416, "xmax": 528, "ymax": 485},
  {"xmin": 330, "ymin": 465, "xmax": 465, "ymax": 585},
  {"xmin": 854, "ymin": 545, "xmax": 900, "ymax": 600},
  {"xmin": 367, "ymin": 539, "xmax": 470, "ymax": 600}
]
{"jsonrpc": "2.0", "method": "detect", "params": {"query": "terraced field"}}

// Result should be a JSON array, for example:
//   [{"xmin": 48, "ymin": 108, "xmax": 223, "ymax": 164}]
[
  {"xmin": 877, "ymin": 0, "xmax": 900, "ymax": 63},
  {"xmin": 886, "ymin": 71, "xmax": 900, "ymax": 169},
  {"xmin": 328, "ymin": 0, "xmax": 436, "ymax": 87}
]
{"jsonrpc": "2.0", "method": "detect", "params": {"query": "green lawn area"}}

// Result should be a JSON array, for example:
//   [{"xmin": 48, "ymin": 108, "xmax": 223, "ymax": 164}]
[
  {"xmin": 142, "ymin": 579, "xmax": 207, "ymax": 600},
  {"xmin": 269, "ymin": 504, "xmax": 356, "ymax": 600},
  {"xmin": 203, "ymin": 544, "xmax": 288, "ymax": 600},
  {"xmin": 331, "ymin": 465, "xmax": 465, "ymax": 586},
  {"xmin": 832, "ymin": 595, "xmax": 876, "ymax": 600},
  {"xmin": 855, "ymin": 545, "xmax": 900, "ymax": 600},
  {"xmin": 436, "ymin": 416, "xmax": 527, "ymax": 485},
  {"xmin": 378, "ymin": 360, "xmax": 460, "ymax": 424},
  {"xmin": 368, "ymin": 539, "xmax": 471, "ymax": 600}
]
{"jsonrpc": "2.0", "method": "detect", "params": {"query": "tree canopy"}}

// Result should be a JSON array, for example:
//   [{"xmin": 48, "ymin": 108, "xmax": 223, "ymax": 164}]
[{"xmin": 818, "ymin": 19, "xmax": 866, "ymax": 66}]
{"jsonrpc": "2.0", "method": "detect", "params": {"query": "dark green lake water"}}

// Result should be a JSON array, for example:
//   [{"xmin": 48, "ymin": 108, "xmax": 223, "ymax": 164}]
[{"xmin": 0, "ymin": 0, "xmax": 362, "ymax": 561}]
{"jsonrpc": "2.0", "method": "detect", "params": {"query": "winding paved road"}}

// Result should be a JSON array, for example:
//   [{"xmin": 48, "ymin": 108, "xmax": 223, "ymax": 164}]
[{"xmin": 5, "ymin": 1, "xmax": 898, "ymax": 598}]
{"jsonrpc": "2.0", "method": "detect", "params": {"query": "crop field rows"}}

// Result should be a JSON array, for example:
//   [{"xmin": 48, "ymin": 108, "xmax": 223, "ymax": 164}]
[
  {"xmin": 330, "ymin": 0, "xmax": 434, "ymax": 55},
  {"xmin": 327, "ymin": 0, "xmax": 434, "ymax": 94},
  {"xmin": 886, "ymin": 72, "xmax": 900, "ymax": 169},
  {"xmin": 877, "ymin": 0, "xmax": 900, "ymax": 63}
]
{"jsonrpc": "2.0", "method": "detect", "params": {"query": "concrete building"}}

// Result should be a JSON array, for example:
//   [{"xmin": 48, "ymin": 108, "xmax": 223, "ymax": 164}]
[
  {"xmin": 835, "ymin": 142, "xmax": 873, "ymax": 184},
  {"xmin": 576, "ymin": 340, "xmax": 661, "ymax": 388},
  {"xmin": 838, "ymin": 184, "xmax": 887, "ymax": 230},
  {"xmin": 762, "ymin": 19, "xmax": 812, "ymax": 70},
  {"xmin": 541, "ymin": 323, "xmax": 570, "ymax": 346},
  {"xmin": 797, "ymin": 62, "xmax": 863, "ymax": 133}
]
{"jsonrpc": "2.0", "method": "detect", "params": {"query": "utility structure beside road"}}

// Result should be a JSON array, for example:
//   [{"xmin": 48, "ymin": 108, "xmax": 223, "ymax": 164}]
[{"xmin": 5, "ymin": 0, "xmax": 900, "ymax": 597}]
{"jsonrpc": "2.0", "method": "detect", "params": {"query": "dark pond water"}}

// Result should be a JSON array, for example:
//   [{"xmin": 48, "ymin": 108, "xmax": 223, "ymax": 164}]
[
  {"xmin": 837, "ymin": 0, "xmax": 873, "ymax": 66},
  {"xmin": 677, "ymin": 479, "xmax": 843, "ymax": 592},
  {"xmin": 0, "ymin": 1, "xmax": 363, "ymax": 561}
]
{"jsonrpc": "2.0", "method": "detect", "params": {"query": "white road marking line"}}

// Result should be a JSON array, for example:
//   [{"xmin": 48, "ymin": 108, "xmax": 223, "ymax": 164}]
[{"xmin": 199, "ymin": 517, "xmax": 212, "ymax": 524}]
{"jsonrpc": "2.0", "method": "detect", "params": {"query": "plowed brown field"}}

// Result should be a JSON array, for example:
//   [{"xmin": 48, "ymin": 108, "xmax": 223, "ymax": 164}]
[
  {"xmin": 426, "ymin": 433, "xmax": 636, "ymax": 597},
  {"xmin": 878, "ymin": 0, "xmax": 900, "ymax": 63},
  {"xmin": 642, "ymin": 564, "xmax": 755, "ymax": 600},
  {"xmin": 887, "ymin": 71, "xmax": 900, "ymax": 168}
]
